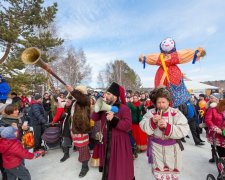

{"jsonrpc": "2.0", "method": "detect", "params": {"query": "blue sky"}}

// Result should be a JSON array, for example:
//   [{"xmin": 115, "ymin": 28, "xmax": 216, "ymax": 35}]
[{"xmin": 47, "ymin": 0, "xmax": 225, "ymax": 88}]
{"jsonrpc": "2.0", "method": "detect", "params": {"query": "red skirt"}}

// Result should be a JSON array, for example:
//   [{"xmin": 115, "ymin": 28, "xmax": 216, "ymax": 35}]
[
  {"xmin": 132, "ymin": 124, "xmax": 147, "ymax": 151},
  {"xmin": 77, "ymin": 146, "xmax": 90, "ymax": 162}
]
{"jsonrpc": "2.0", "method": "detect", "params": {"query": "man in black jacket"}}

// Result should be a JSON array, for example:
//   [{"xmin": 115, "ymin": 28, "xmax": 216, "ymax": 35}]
[
  {"xmin": 178, "ymin": 99, "xmax": 205, "ymax": 146},
  {"xmin": 29, "ymin": 94, "xmax": 47, "ymax": 151},
  {"xmin": 42, "ymin": 93, "xmax": 53, "ymax": 123}
]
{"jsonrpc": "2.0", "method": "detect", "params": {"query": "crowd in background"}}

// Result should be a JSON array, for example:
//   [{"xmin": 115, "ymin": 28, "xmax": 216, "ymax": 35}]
[{"xmin": 0, "ymin": 86, "xmax": 225, "ymax": 180}]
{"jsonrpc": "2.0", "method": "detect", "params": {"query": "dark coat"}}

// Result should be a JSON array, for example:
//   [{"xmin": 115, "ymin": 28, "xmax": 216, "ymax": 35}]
[
  {"xmin": 91, "ymin": 103, "xmax": 134, "ymax": 180},
  {"xmin": 28, "ymin": 102, "xmax": 47, "ymax": 126},
  {"xmin": 178, "ymin": 102, "xmax": 197, "ymax": 121},
  {"xmin": 12, "ymin": 96, "xmax": 21, "ymax": 105},
  {"xmin": 0, "ymin": 138, "xmax": 34, "ymax": 169},
  {"xmin": 62, "ymin": 101, "xmax": 74, "ymax": 138},
  {"xmin": 42, "ymin": 98, "xmax": 51, "ymax": 112}
]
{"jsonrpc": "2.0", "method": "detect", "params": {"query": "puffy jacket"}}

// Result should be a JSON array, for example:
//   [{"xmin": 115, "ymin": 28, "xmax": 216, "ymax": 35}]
[
  {"xmin": 205, "ymin": 108, "xmax": 225, "ymax": 147},
  {"xmin": 0, "ymin": 138, "xmax": 34, "ymax": 169},
  {"xmin": 29, "ymin": 102, "xmax": 47, "ymax": 126},
  {"xmin": 0, "ymin": 81, "xmax": 10, "ymax": 100}
]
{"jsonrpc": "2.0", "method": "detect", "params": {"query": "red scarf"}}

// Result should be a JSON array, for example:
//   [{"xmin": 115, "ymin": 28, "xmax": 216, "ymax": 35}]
[{"xmin": 132, "ymin": 101, "xmax": 141, "ymax": 107}]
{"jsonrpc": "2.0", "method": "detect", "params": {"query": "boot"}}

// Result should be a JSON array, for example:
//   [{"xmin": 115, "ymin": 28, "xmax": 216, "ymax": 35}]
[
  {"xmin": 60, "ymin": 147, "xmax": 70, "ymax": 163},
  {"xmin": 79, "ymin": 160, "xmax": 89, "ymax": 177},
  {"xmin": 99, "ymin": 166, "xmax": 103, "ymax": 172},
  {"xmin": 209, "ymin": 149, "xmax": 215, "ymax": 163}
]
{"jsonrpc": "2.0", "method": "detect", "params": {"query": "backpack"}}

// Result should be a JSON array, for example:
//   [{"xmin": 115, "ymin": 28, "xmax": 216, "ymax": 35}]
[{"xmin": 186, "ymin": 101, "xmax": 195, "ymax": 119}]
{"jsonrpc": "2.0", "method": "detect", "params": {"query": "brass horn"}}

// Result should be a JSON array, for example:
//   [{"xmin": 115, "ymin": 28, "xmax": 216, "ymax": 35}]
[{"xmin": 21, "ymin": 47, "xmax": 66, "ymax": 86}]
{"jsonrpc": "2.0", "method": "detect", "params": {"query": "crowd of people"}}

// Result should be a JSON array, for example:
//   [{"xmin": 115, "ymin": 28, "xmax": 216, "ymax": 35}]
[{"xmin": 1, "ymin": 79, "xmax": 225, "ymax": 179}]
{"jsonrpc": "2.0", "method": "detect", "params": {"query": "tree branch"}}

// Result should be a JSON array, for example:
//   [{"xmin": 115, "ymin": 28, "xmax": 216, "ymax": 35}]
[{"xmin": 0, "ymin": 43, "xmax": 12, "ymax": 64}]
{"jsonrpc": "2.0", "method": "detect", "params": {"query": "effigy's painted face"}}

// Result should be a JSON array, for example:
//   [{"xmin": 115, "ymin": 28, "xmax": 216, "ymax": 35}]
[{"xmin": 160, "ymin": 38, "xmax": 175, "ymax": 53}]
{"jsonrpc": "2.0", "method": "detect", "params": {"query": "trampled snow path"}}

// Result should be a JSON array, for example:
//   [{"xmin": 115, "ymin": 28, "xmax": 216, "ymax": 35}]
[{"xmin": 26, "ymin": 133, "xmax": 217, "ymax": 180}]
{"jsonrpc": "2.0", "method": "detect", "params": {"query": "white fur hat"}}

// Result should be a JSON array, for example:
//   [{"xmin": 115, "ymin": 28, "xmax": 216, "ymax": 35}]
[{"xmin": 75, "ymin": 85, "xmax": 88, "ymax": 95}]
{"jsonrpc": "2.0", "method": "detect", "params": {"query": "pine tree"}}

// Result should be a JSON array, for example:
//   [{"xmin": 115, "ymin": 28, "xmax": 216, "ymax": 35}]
[{"xmin": 0, "ymin": 0, "xmax": 63, "ymax": 94}]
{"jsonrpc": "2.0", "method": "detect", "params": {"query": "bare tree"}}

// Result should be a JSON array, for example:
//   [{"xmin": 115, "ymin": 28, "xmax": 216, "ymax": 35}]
[
  {"xmin": 104, "ymin": 60, "xmax": 142, "ymax": 90},
  {"xmin": 97, "ymin": 70, "xmax": 106, "ymax": 88},
  {"xmin": 57, "ymin": 46, "xmax": 91, "ymax": 86}
]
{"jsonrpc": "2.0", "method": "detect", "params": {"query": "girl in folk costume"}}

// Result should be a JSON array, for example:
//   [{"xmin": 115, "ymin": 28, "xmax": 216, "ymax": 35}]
[
  {"xmin": 66, "ymin": 85, "xmax": 91, "ymax": 178},
  {"xmin": 127, "ymin": 94, "xmax": 147, "ymax": 152},
  {"xmin": 140, "ymin": 86, "xmax": 189, "ymax": 180},
  {"xmin": 139, "ymin": 37, "xmax": 206, "ymax": 107},
  {"xmin": 91, "ymin": 82, "xmax": 134, "ymax": 180},
  {"xmin": 52, "ymin": 92, "xmax": 66, "ymax": 125}
]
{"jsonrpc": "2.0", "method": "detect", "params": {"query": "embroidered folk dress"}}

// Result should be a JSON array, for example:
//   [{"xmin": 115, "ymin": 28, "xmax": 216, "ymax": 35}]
[{"xmin": 140, "ymin": 107, "xmax": 189, "ymax": 180}]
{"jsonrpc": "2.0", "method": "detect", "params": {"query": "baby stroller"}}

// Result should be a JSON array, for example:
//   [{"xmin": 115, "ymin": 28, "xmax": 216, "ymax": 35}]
[
  {"xmin": 42, "ymin": 123, "xmax": 62, "ymax": 150},
  {"xmin": 206, "ymin": 132, "xmax": 225, "ymax": 180}
]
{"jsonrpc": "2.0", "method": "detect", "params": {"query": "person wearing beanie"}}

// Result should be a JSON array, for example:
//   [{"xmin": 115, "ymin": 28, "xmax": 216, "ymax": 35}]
[
  {"xmin": 66, "ymin": 84, "xmax": 91, "ymax": 178},
  {"xmin": 1, "ymin": 126, "xmax": 17, "ymax": 139},
  {"xmin": 51, "ymin": 92, "xmax": 66, "ymax": 125},
  {"xmin": 91, "ymin": 82, "xmax": 134, "ymax": 180},
  {"xmin": 140, "ymin": 86, "xmax": 189, "ymax": 180},
  {"xmin": 28, "ymin": 94, "xmax": 47, "ymax": 151},
  {"xmin": 0, "ymin": 126, "xmax": 44, "ymax": 180},
  {"xmin": 0, "ymin": 104, "xmax": 29, "ymax": 180},
  {"xmin": 11, "ymin": 92, "xmax": 22, "ymax": 110},
  {"xmin": 205, "ymin": 93, "xmax": 221, "ymax": 163}
]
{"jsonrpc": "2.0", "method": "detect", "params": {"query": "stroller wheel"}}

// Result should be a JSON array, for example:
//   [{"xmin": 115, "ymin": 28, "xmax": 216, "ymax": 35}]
[{"xmin": 206, "ymin": 174, "xmax": 216, "ymax": 180}]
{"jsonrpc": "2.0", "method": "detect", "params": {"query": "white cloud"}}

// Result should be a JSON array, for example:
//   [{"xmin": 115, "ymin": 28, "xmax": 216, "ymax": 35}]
[{"xmin": 52, "ymin": 0, "xmax": 225, "ymax": 87}]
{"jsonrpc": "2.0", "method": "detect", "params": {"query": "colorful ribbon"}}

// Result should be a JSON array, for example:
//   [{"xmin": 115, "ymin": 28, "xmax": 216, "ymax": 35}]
[
  {"xmin": 192, "ymin": 50, "xmax": 199, "ymax": 64},
  {"xmin": 143, "ymin": 56, "xmax": 146, "ymax": 69},
  {"xmin": 160, "ymin": 53, "xmax": 170, "ymax": 82}
]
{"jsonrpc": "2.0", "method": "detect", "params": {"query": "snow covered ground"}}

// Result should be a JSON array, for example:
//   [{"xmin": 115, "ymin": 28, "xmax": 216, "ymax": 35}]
[{"xmin": 26, "ymin": 132, "xmax": 218, "ymax": 180}]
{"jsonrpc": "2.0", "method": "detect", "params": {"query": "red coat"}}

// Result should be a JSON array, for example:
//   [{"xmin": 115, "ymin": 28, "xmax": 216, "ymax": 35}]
[
  {"xmin": 21, "ymin": 96, "xmax": 29, "ymax": 107},
  {"xmin": 91, "ymin": 103, "xmax": 134, "ymax": 180},
  {"xmin": 0, "ymin": 138, "xmax": 34, "ymax": 169},
  {"xmin": 205, "ymin": 108, "xmax": 225, "ymax": 147}
]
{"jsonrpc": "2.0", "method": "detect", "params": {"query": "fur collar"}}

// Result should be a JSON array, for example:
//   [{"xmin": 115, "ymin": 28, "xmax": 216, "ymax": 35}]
[{"xmin": 210, "ymin": 102, "xmax": 217, "ymax": 108}]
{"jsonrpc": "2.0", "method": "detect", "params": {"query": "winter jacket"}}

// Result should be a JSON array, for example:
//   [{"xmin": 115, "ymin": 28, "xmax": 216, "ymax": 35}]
[
  {"xmin": 0, "ymin": 138, "xmax": 34, "ymax": 169},
  {"xmin": 29, "ymin": 102, "xmax": 47, "ymax": 126},
  {"xmin": 43, "ymin": 98, "xmax": 51, "ymax": 112},
  {"xmin": 0, "ymin": 81, "xmax": 10, "ymax": 100},
  {"xmin": 205, "ymin": 108, "xmax": 225, "ymax": 147},
  {"xmin": 12, "ymin": 96, "xmax": 22, "ymax": 105},
  {"xmin": 127, "ymin": 101, "xmax": 145, "ymax": 124},
  {"xmin": 21, "ymin": 96, "xmax": 29, "ymax": 108},
  {"xmin": 178, "ymin": 102, "xmax": 197, "ymax": 121}
]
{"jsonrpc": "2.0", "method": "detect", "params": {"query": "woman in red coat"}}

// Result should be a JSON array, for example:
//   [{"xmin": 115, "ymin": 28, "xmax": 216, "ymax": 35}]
[{"xmin": 205, "ymin": 99, "xmax": 225, "ymax": 158}]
